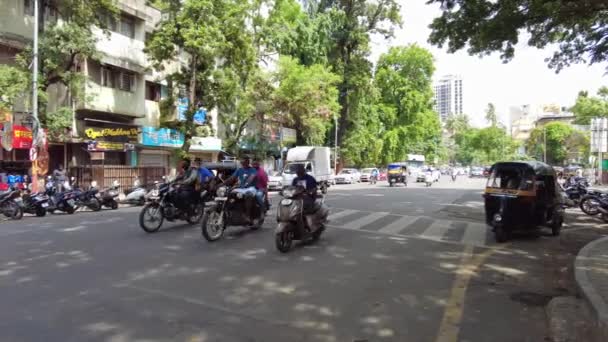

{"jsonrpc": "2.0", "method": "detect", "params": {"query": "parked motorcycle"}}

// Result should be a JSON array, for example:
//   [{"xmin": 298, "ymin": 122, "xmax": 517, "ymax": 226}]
[
  {"xmin": 0, "ymin": 187, "xmax": 23, "ymax": 220},
  {"xmin": 46, "ymin": 177, "xmax": 78, "ymax": 214},
  {"xmin": 201, "ymin": 186, "xmax": 266, "ymax": 242},
  {"xmin": 579, "ymin": 192, "xmax": 608, "ymax": 218},
  {"xmin": 97, "ymin": 180, "xmax": 120, "ymax": 210},
  {"xmin": 138, "ymin": 182, "xmax": 204, "ymax": 233},
  {"xmin": 123, "ymin": 178, "xmax": 147, "ymax": 206},
  {"xmin": 21, "ymin": 187, "xmax": 50, "ymax": 217},
  {"xmin": 274, "ymin": 186, "xmax": 329, "ymax": 253},
  {"xmin": 562, "ymin": 179, "xmax": 589, "ymax": 207},
  {"xmin": 74, "ymin": 183, "xmax": 101, "ymax": 212}
]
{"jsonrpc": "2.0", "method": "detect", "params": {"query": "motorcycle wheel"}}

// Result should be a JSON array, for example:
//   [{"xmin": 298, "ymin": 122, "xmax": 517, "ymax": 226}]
[
  {"xmin": 580, "ymin": 197, "xmax": 601, "ymax": 216},
  {"xmin": 89, "ymin": 198, "xmax": 102, "ymax": 212},
  {"xmin": 65, "ymin": 205, "xmax": 75, "ymax": 215},
  {"xmin": 7, "ymin": 202, "xmax": 23, "ymax": 220},
  {"xmin": 311, "ymin": 226, "xmax": 325, "ymax": 242},
  {"xmin": 275, "ymin": 231, "xmax": 293, "ymax": 253},
  {"xmin": 110, "ymin": 200, "xmax": 118, "ymax": 210},
  {"xmin": 250, "ymin": 214, "xmax": 265, "ymax": 230},
  {"xmin": 139, "ymin": 203, "xmax": 164, "ymax": 233},
  {"xmin": 187, "ymin": 205, "xmax": 204, "ymax": 224},
  {"xmin": 201, "ymin": 210, "xmax": 225, "ymax": 242},
  {"xmin": 494, "ymin": 226, "xmax": 509, "ymax": 243},
  {"xmin": 35, "ymin": 206, "xmax": 47, "ymax": 217}
]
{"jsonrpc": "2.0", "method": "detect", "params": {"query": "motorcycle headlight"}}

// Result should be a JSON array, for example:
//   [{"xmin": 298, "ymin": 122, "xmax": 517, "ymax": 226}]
[
  {"xmin": 493, "ymin": 213, "xmax": 502, "ymax": 223},
  {"xmin": 217, "ymin": 187, "xmax": 227, "ymax": 198}
]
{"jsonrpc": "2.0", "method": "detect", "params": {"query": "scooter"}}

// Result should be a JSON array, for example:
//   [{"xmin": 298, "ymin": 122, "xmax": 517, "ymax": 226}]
[
  {"xmin": 21, "ymin": 186, "xmax": 50, "ymax": 217},
  {"xmin": 0, "ymin": 186, "xmax": 23, "ymax": 220},
  {"xmin": 46, "ymin": 177, "xmax": 79, "ymax": 214},
  {"xmin": 122, "ymin": 178, "xmax": 147, "ymax": 206},
  {"xmin": 74, "ymin": 182, "xmax": 102, "ymax": 211},
  {"xmin": 97, "ymin": 180, "xmax": 120, "ymax": 210},
  {"xmin": 274, "ymin": 186, "xmax": 329, "ymax": 253}
]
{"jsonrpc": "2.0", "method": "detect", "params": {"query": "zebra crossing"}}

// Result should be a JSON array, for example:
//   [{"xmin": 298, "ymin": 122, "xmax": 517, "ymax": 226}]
[{"xmin": 326, "ymin": 208, "xmax": 493, "ymax": 247}]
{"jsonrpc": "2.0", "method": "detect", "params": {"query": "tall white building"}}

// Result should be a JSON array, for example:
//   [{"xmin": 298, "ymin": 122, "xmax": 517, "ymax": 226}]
[{"xmin": 433, "ymin": 75, "xmax": 464, "ymax": 122}]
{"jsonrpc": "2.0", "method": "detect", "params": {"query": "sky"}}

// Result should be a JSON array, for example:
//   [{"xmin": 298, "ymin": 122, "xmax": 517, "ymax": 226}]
[{"xmin": 369, "ymin": 1, "xmax": 607, "ymax": 127}]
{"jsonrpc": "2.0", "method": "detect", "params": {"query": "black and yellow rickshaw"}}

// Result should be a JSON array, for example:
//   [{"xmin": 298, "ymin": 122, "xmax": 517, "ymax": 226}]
[
  {"xmin": 387, "ymin": 163, "xmax": 408, "ymax": 187},
  {"xmin": 483, "ymin": 161, "xmax": 565, "ymax": 242}
]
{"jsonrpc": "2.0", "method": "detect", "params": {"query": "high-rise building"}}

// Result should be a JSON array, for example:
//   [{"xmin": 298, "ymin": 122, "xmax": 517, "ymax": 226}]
[{"xmin": 433, "ymin": 75, "xmax": 464, "ymax": 122}]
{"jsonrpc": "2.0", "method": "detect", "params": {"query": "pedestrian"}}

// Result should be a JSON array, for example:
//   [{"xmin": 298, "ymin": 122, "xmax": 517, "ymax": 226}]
[{"xmin": 52, "ymin": 164, "xmax": 67, "ymax": 191}]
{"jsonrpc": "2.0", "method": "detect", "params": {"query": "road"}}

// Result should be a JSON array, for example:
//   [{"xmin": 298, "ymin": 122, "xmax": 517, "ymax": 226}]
[{"xmin": 0, "ymin": 177, "xmax": 594, "ymax": 341}]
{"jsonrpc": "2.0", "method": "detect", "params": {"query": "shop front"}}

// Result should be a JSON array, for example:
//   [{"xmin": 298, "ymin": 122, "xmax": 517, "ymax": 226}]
[
  {"xmin": 140, "ymin": 126, "xmax": 184, "ymax": 168},
  {"xmin": 0, "ymin": 123, "xmax": 34, "ymax": 190},
  {"xmin": 82, "ymin": 119, "xmax": 139, "ymax": 166},
  {"xmin": 190, "ymin": 136, "xmax": 222, "ymax": 162}
]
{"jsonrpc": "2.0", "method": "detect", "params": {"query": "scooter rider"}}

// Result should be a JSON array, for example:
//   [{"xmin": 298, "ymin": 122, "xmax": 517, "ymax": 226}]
[
  {"xmin": 292, "ymin": 164, "xmax": 318, "ymax": 212},
  {"xmin": 226, "ymin": 157, "xmax": 260, "ymax": 223}
]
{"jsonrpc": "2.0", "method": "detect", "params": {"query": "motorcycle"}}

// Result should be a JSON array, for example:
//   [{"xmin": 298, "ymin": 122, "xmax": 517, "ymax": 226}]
[
  {"xmin": 46, "ymin": 177, "xmax": 79, "ymax": 214},
  {"xmin": 0, "ymin": 187, "xmax": 23, "ymax": 220},
  {"xmin": 97, "ymin": 180, "xmax": 120, "ymax": 210},
  {"xmin": 274, "ymin": 186, "xmax": 329, "ymax": 253},
  {"xmin": 579, "ymin": 192, "xmax": 608, "ymax": 218},
  {"xmin": 138, "ymin": 182, "xmax": 204, "ymax": 233},
  {"xmin": 122, "ymin": 178, "xmax": 147, "ymax": 206},
  {"xmin": 74, "ymin": 183, "xmax": 102, "ymax": 212},
  {"xmin": 21, "ymin": 187, "xmax": 50, "ymax": 217},
  {"xmin": 201, "ymin": 186, "xmax": 266, "ymax": 242},
  {"xmin": 562, "ymin": 179, "xmax": 589, "ymax": 207}
]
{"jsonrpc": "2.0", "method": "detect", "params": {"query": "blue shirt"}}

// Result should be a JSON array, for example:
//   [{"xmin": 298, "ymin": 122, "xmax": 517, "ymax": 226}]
[
  {"xmin": 292, "ymin": 174, "xmax": 317, "ymax": 190},
  {"xmin": 232, "ymin": 167, "xmax": 257, "ymax": 187},
  {"xmin": 198, "ymin": 167, "xmax": 214, "ymax": 183}
]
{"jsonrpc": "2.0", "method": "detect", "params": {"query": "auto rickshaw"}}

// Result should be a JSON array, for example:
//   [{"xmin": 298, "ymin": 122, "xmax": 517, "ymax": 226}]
[
  {"xmin": 483, "ymin": 161, "xmax": 565, "ymax": 243},
  {"xmin": 387, "ymin": 163, "xmax": 408, "ymax": 187}
]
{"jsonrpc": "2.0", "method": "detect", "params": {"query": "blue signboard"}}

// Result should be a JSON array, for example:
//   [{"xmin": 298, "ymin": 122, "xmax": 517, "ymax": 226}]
[
  {"xmin": 141, "ymin": 127, "xmax": 184, "ymax": 148},
  {"xmin": 177, "ymin": 97, "xmax": 207, "ymax": 124}
]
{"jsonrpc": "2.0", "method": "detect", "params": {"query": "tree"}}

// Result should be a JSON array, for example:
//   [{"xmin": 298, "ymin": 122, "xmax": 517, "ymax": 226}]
[
  {"xmin": 485, "ymin": 103, "xmax": 498, "ymax": 127},
  {"xmin": 271, "ymin": 56, "xmax": 341, "ymax": 145},
  {"xmin": 445, "ymin": 113, "xmax": 470, "ymax": 136},
  {"xmin": 312, "ymin": 0, "xmax": 402, "ymax": 154},
  {"xmin": 454, "ymin": 126, "xmax": 519, "ymax": 165},
  {"xmin": 373, "ymin": 45, "xmax": 442, "ymax": 164},
  {"xmin": 427, "ymin": 0, "xmax": 608, "ymax": 72},
  {"xmin": 0, "ymin": 65, "xmax": 29, "ymax": 112},
  {"xmin": 571, "ymin": 86, "xmax": 608, "ymax": 125},
  {"xmin": 527, "ymin": 122, "xmax": 589, "ymax": 165}
]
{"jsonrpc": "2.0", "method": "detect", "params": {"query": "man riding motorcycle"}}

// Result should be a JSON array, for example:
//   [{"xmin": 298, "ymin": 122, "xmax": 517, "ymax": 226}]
[
  {"xmin": 252, "ymin": 159, "xmax": 270, "ymax": 211},
  {"xmin": 291, "ymin": 164, "xmax": 318, "ymax": 237},
  {"xmin": 174, "ymin": 159, "xmax": 199, "ymax": 214},
  {"xmin": 225, "ymin": 157, "xmax": 262, "ymax": 224}
]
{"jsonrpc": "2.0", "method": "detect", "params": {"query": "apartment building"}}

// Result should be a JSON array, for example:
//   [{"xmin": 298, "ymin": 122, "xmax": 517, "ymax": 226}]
[
  {"xmin": 1, "ymin": 0, "xmax": 222, "ymax": 180},
  {"xmin": 433, "ymin": 74, "xmax": 464, "ymax": 123}
]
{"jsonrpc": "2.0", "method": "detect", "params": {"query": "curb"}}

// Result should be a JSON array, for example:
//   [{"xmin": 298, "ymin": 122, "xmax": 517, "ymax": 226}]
[{"xmin": 574, "ymin": 236, "xmax": 608, "ymax": 341}]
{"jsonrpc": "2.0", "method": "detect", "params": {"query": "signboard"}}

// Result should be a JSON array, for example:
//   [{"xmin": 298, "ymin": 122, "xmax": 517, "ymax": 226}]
[
  {"xmin": 87, "ymin": 141, "xmax": 130, "ymax": 151},
  {"xmin": 190, "ymin": 136, "xmax": 222, "ymax": 152},
  {"xmin": 13, "ymin": 125, "xmax": 33, "ymax": 149},
  {"xmin": 141, "ymin": 126, "xmax": 184, "ymax": 148},
  {"xmin": 177, "ymin": 97, "xmax": 207, "ymax": 124},
  {"xmin": 84, "ymin": 127, "xmax": 139, "ymax": 142},
  {"xmin": 280, "ymin": 127, "xmax": 297, "ymax": 144},
  {"xmin": 591, "ymin": 118, "xmax": 608, "ymax": 153}
]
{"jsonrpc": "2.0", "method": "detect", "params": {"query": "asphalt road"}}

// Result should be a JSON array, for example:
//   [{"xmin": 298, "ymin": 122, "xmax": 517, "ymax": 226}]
[{"xmin": 0, "ymin": 177, "xmax": 590, "ymax": 341}]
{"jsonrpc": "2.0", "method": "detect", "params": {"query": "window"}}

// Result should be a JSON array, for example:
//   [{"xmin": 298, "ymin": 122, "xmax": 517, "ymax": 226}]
[
  {"xmin": 145, "ymin": 81, "xmax": 161, "ymax": 101},
  {"xmin": 118, "ymin": 72, "xmax": 135, "ymax": 92},
  {"xmin": 24, "ymin": 0, "xmax": 34, "ymax": 16},
  {"xmin": 119, "ymin": 15, "xmax": 135, "ymax": 39},
  {"xmin": 101, "ymin": 66, "xmax": 136, "ymax": 92},
  {"xmin": 99, "ymin": 11, "xmax": 118, "ymax": 31},
  {"xmin": 101, "ymin": 67, "xmax": 115, "ymax": 88}
]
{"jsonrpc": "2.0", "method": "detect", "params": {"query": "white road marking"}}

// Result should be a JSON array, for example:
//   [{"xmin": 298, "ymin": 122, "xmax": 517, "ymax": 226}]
[
  {"xmin": 420, "ymin": 220, "xmax": 452, "ymax": 241},
  {"xmin": 461, "ymin": 223, "xmax": 489, "ymax": 247},
  {"xmin": 327, "ymin": 209, "xmax": 357, "ymax": 221},
  {"xmin": 344, "ymin": 212, "xmax": 388, "ymax": 230},
  {"xmin": 378, "ymin": 215, "xmax": 418, "ymax": 234}
]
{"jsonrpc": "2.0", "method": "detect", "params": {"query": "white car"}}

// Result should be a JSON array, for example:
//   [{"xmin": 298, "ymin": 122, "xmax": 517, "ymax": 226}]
[
  {"xmin": 267, "ymin": 171, "xmax": 283, "ymax": 191},
  {"xmin": 334, "ymin": 169, "xmax": 360, "ymax": 184}
]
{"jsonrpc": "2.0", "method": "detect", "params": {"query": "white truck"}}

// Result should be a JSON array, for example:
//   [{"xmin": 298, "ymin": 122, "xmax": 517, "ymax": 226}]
[{"xmin": 282, "ymin": 146, "xmax": 332, "ymax": 193}]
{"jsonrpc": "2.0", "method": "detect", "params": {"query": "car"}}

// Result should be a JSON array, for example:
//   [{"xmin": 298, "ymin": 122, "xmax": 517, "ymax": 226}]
[
  {"xmin": 334, "ymin": 168, "xmax": 360, "ymax": 184},
  {"xmin": 470, "ymin": 167, "xmax": 484, "ymax": 178},
  {"xmin": 267, "ymin": 171, "xmax": 283, "ymax": 191},
  {"xmin": 360, "ymin": 168, "xmax": 379, "ymax": 182}
]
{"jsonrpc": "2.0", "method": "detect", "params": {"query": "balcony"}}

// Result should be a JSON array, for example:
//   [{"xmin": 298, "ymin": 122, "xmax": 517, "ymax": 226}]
[
  {"xmin": 93, "ymin": 28, "xmax": 146, "ymax": 72},
  {"xmin": 79, "ymin": 80, "xmax": 145, "ymax": 118},
  {"xmin": 0, "ymin": 2, "xmax": 34, "ymax": 45}
]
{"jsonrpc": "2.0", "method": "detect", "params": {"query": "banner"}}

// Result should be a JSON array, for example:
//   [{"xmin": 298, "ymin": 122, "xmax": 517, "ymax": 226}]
[
  {"xmin": 13, "ymin": 125, "xmax": 33, "ymax": 149},
  {"xmin": 84, "ymin": 127, "xmax": 139, "ymax": 141},
  {"xmin": 177, "ymin": 98, "xmax": 207, "ymax": 124},
  {"xmin": 141, "ymin": 126, "xmax": 184, "ymax": 148}
]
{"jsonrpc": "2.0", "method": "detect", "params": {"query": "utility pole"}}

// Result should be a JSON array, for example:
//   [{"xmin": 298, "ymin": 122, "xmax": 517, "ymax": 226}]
[
  {"xmin": 543, "ymin": 127, "xmax": 547, "ymax": 163},
  {"xmin": 32, "ymin": 0, "xmax": 39, "ymax": 137},
  {"xmin": 334, "ymin": 115, "xmax": 338, "ymax": 174}
]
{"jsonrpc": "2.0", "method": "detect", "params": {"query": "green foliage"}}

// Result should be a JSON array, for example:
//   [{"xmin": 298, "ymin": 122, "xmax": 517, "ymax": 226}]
[
  {"xmin": 0, "ymin": 65, "xmax": 29, "ymax": 111},
  {"xmin": 428, "ymin": 0, "xmax": 608, "ymax": 71},
  {"xmin": 45, "ymin": 107, "xmax": 73, "ymax": 142},
  {"xmin": 445, "ymin": 113, "xmax": 470, "ymax": 136},
  {"xmin": 485, "ymin": 103, "xmax": 498, "ymax": 127},
  {"xmin": 527, "ymin": 122, "xmax": 589, "ymax": 165},
  {"xmin": 571, "ymin": 86, "xmax": 608, "ymax": 125},
  {"xmin": 454, "ymin": 126, "xmax": 519, "ymax": 165},
  {"xmin": 271, "ymin": 56, "xmax": 341, "ymax": 145},
  {"xmin": 372, "ymin": 45, "xmax": 442, "ymax": 165}
]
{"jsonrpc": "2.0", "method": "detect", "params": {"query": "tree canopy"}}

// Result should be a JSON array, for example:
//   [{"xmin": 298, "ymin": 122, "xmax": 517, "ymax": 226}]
[
  {"xmin": 571, "ymin": 86, "xmax": 608, "ymax": 125},
  {"xmin": 427, "ymin": 0, "xmax": 608, "ymax": 71},
  {"xmin": 527, "ymin": 122, "xmax": 589, "ymax": 165}
]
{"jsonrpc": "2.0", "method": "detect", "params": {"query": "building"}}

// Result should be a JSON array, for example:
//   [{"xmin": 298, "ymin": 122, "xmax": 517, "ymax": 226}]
[
  {"xmin": 433, "ymin": 75, "xmax": 463, "ymax": 122},
  {"xmin": 1, "ymin": 0, "xmax": 223, "ymax": 188}
]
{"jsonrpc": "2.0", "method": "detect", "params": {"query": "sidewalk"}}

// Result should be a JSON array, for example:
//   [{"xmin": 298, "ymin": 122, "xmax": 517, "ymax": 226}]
[{"xmin": 575, "ymin": 236, "xmax": 608, "ymax": 341}]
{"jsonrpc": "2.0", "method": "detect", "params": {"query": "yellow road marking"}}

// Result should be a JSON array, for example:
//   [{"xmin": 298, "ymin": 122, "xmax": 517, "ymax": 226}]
[{"xmin": 435, "ymin": 245, "xmax": 502, "ymax": 342}]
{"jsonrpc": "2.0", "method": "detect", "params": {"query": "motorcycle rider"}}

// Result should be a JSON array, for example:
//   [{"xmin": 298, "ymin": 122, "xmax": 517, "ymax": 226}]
[
  {"xmin": 292, "ymin": 164, "xmax": 319, "ymax": 238},
  {"xmin": 450, "ymin": 167, "xmax": 457, "ymax": 182},
  {"xmin": 226, "ymin": 157, "xmax": 260, "ymax": 223},
  {"xmin": 252, "ymin": 159, "xmax": 269, "ymax": 211},
  {"xmin": 174, "ymin": 158, "xmax": 199, "ymax": 215}
]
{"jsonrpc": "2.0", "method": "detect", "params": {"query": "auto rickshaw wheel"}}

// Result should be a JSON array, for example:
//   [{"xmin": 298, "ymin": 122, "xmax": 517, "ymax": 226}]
[{"xmin": 494, "ymin": 226, "xmax": 509, "ymax": 243}]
